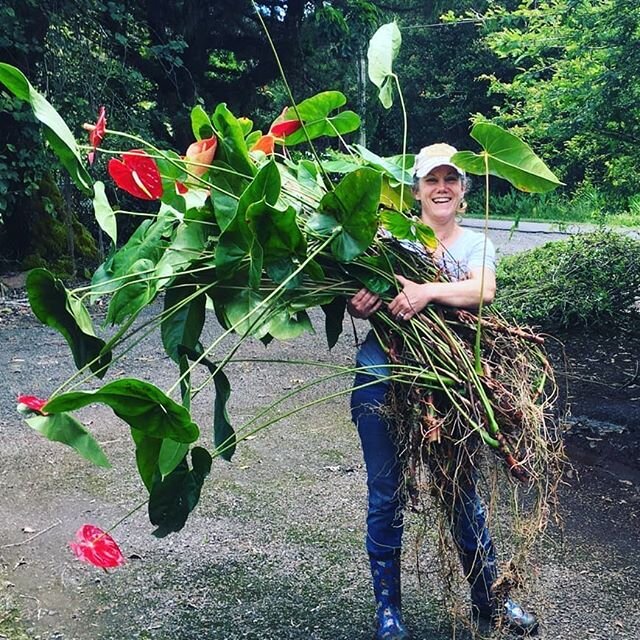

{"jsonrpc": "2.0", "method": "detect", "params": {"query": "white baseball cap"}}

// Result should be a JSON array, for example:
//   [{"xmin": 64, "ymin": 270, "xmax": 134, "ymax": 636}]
[{"xmin": 413, "ymin": 143, "xmax": 465, "ymax": 178}]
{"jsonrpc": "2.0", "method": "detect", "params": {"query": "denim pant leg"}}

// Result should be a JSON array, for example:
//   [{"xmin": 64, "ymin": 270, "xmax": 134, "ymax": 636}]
[
  {"xmin": 449, "ymin": 477, "xmax": 497, "ymax": 608},
  {"xmin": 351, "ymin": 374, "xmax": 404, "ymax": 557}
]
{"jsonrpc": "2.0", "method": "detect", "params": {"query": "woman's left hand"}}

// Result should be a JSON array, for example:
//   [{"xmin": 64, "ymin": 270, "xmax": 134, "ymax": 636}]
[{"xmin": 388, "ymin": 275, "xmax": 429, "ymax": 321}]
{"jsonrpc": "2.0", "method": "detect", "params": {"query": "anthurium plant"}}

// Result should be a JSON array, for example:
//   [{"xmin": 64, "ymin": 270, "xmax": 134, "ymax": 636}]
[{"xmin": 1, "ymin": 44, "xmax": 562, "ymax": 549}]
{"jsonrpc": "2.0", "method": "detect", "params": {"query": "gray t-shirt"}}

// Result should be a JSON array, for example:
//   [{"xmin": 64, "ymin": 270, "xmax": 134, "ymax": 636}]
[{"xmin": 356, "ymin": 228, "xmax": 496, "ymax": 378}]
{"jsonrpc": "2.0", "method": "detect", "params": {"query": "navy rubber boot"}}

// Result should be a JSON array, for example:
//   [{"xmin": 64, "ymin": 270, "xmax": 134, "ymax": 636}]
[{"xmin": 369, "ymin": 551, "xmax": 410, "ymax": 640}]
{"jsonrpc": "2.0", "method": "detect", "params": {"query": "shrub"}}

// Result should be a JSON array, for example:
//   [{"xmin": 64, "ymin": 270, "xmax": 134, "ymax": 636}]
[{"xmin": 494, "ymin": 231, "xmax": 640, "ymax": 331}]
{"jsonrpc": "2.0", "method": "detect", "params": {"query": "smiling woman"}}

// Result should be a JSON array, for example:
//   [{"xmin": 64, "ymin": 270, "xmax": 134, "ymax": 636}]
[{"xmin": 348, "ymin": 143, "xmax": 536, "ymax": 639}]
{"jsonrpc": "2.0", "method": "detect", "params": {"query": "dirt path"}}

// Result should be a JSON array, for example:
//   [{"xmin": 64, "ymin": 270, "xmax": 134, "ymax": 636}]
[{"xmin": 1, "ymin": 228, "xmax": 639, "ymax": 640}]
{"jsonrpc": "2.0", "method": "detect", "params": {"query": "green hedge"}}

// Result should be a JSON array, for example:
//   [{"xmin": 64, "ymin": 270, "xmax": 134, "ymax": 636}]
[{"xmin": 495, "ymin": 231, "xmax": 640, "ymax": 331}]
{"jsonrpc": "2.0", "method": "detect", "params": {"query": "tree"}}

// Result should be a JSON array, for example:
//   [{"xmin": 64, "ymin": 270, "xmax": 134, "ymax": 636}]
[{"xmin": 477, "ymin": 0, "xmax": 640, "ymax": 205}]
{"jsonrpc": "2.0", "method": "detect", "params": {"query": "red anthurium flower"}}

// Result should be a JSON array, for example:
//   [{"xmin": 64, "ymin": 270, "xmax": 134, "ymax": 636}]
[
  {"xmin": 269, "ymin": 107, "xmax": 302, "ymax": 139},
  {"xmin": 184, "ymin": 136, "xmax": 217, "ymax": 178},
  {"xmin": 69, "ymin": 524, "xmax": 125, "ymax": 569},
  {"xmin": 83, "ymin": 106, "xmax": 106, "ymax": 165},
  {"xmin": 108, "ymin": 150, "xmax": 163, "ymax": 200},
  {"xmin": 17, "ymin": 394, "xmax": 48, "ymax": 415},
  {"xmin": 175, "ymin": 181, "xmax": 188, "ymax": 195},
  {"xmin": 251, "ymin": 134, "xmax": 276, "ymax": 155}
]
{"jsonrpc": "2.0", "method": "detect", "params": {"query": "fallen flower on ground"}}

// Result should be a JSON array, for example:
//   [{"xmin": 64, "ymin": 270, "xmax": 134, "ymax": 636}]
[{"xmin": 69, "ymin": 524, "xmax": 125, "ymax": 569}]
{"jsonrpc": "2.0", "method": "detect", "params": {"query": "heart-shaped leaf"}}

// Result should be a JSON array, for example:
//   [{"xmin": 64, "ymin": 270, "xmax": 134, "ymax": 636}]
[
  {"xmin": 380, "ymin": 211, "xmax": 437, "ymax": 250},
  {"xmin": 27, "ymin": 269, "xmax": 111, "ymax": 377},
  {"xmin": 149, "ymin": 447, "xmax": 212, "ymax": 537},
  {"xmin": 25, "ymin": 413, "xmax": 110, "ymax": 468},
  {"xmin": 452, "ymin": 123, "xmax": 563, "ymax": 193},
  {"xmin": 367, "ymin": 23, "xmax": 402, "ymax": 109},
  {"xmin": 44, "ymin": 379, "xmax": 199, "ymax": 443},
  {"xmin": 191, "ymin": 104, "xmax": 214, "ymax": 140},
  {"xmin": 0, "ymin": 63, "xmax": 93, "ymax": 195},
  {"xmin": 306, "ymin": 167, "xmax": 381, "ymax": 262},
  {"xmin": 281, "ymin": 92, "xmax": 360, "ymax": 146}
]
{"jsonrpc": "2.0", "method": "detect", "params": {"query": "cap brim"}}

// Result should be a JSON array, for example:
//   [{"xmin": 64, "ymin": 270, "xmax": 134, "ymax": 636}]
[{"xmin": 414, "ymin": 158, "xmax": 464, "ymax": 178}]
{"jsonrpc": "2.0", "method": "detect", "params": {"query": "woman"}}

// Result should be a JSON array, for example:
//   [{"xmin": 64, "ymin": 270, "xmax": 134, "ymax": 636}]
[{"xmin": 348, "ymin": 143, "xmax": 538, "ymax": 639}]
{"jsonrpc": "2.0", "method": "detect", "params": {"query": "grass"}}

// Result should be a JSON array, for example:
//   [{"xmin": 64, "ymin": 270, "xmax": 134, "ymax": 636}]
[
  {"xmin": 0, "ymin": 604, "xmax": 32, "ymax": 640},
  {"xmin": 466, "ymin": 188, "xmax": 640, "ymax": 228}
]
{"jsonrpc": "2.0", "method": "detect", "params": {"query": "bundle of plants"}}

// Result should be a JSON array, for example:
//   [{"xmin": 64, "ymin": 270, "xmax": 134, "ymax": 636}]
[{"xmin": 2, "ymin": 55, "xmax": 565, "ymax": 553}]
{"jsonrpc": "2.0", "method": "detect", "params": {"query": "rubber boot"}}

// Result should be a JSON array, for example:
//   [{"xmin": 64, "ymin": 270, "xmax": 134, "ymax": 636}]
[{"xmin": 368, "ymin": 551, "xmax": 410, "ymax": 640}]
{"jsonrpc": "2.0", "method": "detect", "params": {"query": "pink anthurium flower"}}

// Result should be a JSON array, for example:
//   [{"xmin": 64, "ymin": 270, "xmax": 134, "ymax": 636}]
[
  {"xmin": 83, "ymin": 106, "xmax": 106, "ymax": 165},
  {"xmin": 108, "ymin": 150, "xmax": 163, "ymax": 200},
  {"xmin": 69, "ymin": 524, "xmax": 125, "ymax": 569},
  {"xmin": 250, "ymin": 134, "xmax": 276, "ymax": 155},
  {"xmin": 184, "ymin": 136, "xmax": 217, "ymax": 178},
  {"xmin": 17, "ymin": 394, "xmax": 48, "ymax": 415}
]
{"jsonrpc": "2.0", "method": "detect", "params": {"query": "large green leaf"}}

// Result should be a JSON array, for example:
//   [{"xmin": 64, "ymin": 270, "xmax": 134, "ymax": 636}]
[
  {"xmin": 282, "ymin": 92, "xmax": 360, "ymax": 146},
  {"xmin": 0, "ymin": 63, "xmax": 93, "ymax": 195},
  {"xmin": 354, "ymin": 145, "xmax": 413, "ymax": 185},
  {"xmin": 380, "ymin": 211, "xmax": 437, "ymax": 249},
  {"xmin": 27, "ymin": 269, "xmax": 111, "ymax": 377},
  {"xmin": 161, "ymin": 281, "xmax": 206, "ymax": 362},
  {"xmin": 91, "ymin": 211, "xmax": 176, "ymax": 298},
  {"xmin": 106, "ymin": 258, "xmax": 156, "ymax": 325},
  {"xmin": 25, "ymin": 412, "xmax": 110, "ymax": 468},
  {"xmin": 210, "ymin": 162, "xmax": 247, "ymax": 232},
  {"xmin": 247, "ymin": 201, "xmax": 306, "ymax": 283},
  {"xmin": 44, "ymin": 379, "xmax": 199, "ymax": 443},
  {"xmin": 130, "ymin": 429, "xmax": 163, "ymax": 492},
  {"xmin": 306, "ymin": 168, "xmax": 381, "ymax": 262},
  {"xmin": 154, "ymin": 207, "xmax": 213, "ymax": 287},
  {"xmin": 216, "ymin": 161, "xmax": 280, "ymax": 286},
  {"xmin": 452, "ymin": 123, "xmax": 563, "ymax": 193},
  {"xmin": 211, "ymin": 103, "xmax": 255, "ymax": 178},
  {"xmin": 178, "ymin": 346, "xmax": 236, "ymax": 462},
  {"xmin": 148, "ymin": 447, "xmax": 212, "ymax": 537},
  {"xmin": 367, "ymin": 23, "xmax": 402, "ymax": 109},
  {"xmin": 191, "ymin": 104, "xmax": 214, "ymax": 140},
  {"xmin": 92, "ymin": 181, "xmax": 117, "ymax": 245}
]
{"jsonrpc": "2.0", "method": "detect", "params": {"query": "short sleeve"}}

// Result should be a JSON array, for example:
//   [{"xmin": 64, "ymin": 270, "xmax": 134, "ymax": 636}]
[{"xmin": 465, "ymin": 233, "xmax": 496, "ymax": 273}]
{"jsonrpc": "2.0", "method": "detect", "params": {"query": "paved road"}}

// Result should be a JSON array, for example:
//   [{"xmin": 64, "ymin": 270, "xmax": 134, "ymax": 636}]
[{"xmin": 461, "ymin": 217, "xmax": 639, "ymax": 257}]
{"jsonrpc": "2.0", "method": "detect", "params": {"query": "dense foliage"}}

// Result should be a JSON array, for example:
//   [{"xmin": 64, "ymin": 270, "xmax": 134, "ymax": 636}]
[{"xmin": 495, "ymin": 231, "xmax": 640, "ymax": 330}]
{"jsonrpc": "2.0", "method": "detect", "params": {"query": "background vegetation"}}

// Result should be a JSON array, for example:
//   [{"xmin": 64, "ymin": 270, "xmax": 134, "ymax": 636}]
[{"xmin": 1, "ymin": 0, "xmax": 639, "ymax": 273}]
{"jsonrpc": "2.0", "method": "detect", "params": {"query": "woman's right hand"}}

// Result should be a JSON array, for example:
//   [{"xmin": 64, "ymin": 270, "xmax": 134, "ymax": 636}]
[{"xmin": 347, "ymin": 288, "xmax": 382, "ymax": 319}]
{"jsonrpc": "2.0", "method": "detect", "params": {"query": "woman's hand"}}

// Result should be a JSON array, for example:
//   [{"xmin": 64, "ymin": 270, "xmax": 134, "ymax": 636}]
[
  {"xmin": 347, "ymin": 288, "xmax": 382, "ymax": 319},
  {"xmin": 388, "ymin": 275, "xmax": 429, "ymax": 321}
]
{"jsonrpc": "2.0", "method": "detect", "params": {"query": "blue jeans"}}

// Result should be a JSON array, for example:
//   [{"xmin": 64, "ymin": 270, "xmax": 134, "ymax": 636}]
[{"xmin": 351, "ymin": 371, "xmax": 496, "ymax": 607}]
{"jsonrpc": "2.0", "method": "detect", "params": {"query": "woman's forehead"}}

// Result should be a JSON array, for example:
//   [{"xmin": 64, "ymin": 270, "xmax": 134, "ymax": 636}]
[{"xmin": 425, "ymin": 165, "xmax": 460, "ymax": 178}]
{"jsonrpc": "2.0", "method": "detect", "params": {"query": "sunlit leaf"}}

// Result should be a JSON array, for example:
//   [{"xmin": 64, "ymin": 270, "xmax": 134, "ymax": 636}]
[
  {"xmin": 191, "ymin": 104, "xmax": 214, "ymax": 140},
  {"xmin": 25, "ymin": 413, "xmax": 110, "ymax": 468},
  {"xmin": 452, "ymin": 123, "xmax": 563, "ymax": 193},
  {"xmin": 92, "ymin": 181, "xmax": 117, "ymax": 245},
  {"xmin": 367, "ymin": 23, "xmax": 402, "ymax": 109},
  {"xmin": 281, "ymin": 92, "xmax": 360, "ymax": 146},
  {"xmin": 0, "ymin": 63, "xmax": 93, "ymax": 195},
  {"xmin": 380, "ymin": 211, "xmax": 437, "ymax": 250}
]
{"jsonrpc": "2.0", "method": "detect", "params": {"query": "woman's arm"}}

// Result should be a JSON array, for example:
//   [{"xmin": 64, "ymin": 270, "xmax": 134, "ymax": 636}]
[{"xmin": 388, "ymin": 267, "xmax": 496, "ymax": 320}]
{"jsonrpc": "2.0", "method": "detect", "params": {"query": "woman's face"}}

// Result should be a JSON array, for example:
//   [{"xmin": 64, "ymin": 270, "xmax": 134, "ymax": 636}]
[{"xmin": 414, "ymin": 165, "xmax": 464, "ymax": 223}]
